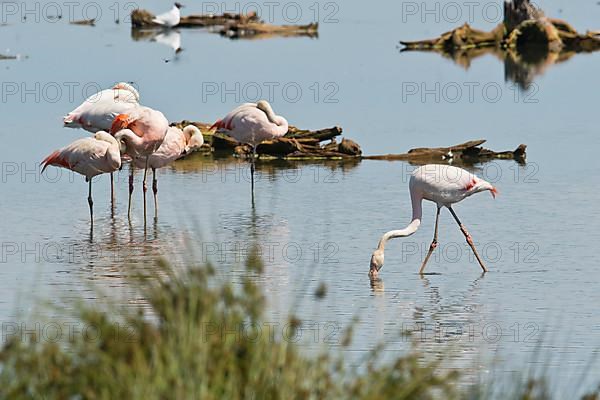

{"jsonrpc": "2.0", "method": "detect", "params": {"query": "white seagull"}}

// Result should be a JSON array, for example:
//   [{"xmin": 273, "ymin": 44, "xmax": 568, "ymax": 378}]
[{"xmin": 153, "ymin": 3, "xmax": 183, "ymax": 28}]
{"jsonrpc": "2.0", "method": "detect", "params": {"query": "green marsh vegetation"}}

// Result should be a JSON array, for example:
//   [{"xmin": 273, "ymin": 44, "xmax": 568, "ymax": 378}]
[{"xmin": 0, "ymin": 254, "xmax": 598, "ymax": 400}]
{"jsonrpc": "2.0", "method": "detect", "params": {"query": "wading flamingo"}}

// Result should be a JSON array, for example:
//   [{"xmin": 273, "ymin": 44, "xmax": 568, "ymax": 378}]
[
  {"xmin": 153, "ymin": 3, "xmax": 183, "ymax": 27},
  {"xmin": 211, "ymin": 100, "xmax": 288, "ymax": 202},
  {"xmin": 111, "ymin": 106, "xmax": 169, "ymax": 222},
  {"xmin": 369, "ymin": 164, "xmax": 498, "ymax": 278},
  {"xmin": 41, "ymin": 131, "xmax": 121, "ymax": 222},
  {"xmin": 133, "ymin": 125, "xmax": 203, "ymax": 218},
  {"xmin": 63, "ymin": 82, "xmax": 140, "ymax": 202}
]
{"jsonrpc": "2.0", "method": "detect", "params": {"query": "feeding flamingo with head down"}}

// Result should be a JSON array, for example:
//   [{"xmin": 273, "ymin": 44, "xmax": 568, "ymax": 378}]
[
  {"xmin": 211, "ymin": 100, "xmax": 288, "ymax": 203},
  {"xmin": 41, "ymin": 131, "xmax": 121, "ymax": 222},
  {"xmin": 111, "ymin": 106, "xmax": 169, "ymax": 222},
  {"xmin": 369, "ymin": 164, "xmax": 498, "ymax": 278},
  {"xmin": 132, "ymin": 125, "xmax": 203, "ymax": 218}
]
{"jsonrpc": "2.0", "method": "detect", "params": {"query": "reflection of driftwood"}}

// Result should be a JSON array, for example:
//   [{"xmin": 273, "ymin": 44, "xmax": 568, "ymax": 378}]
[
  {"xmin": 70, "ymin": 18, "xmax": 95, "ymax": 26},
  {"xmin": 173, "ymin": 122, "xmax": 361, "ymax": 159},
  {"xmin": 220, "ymin": 22, "xmax": 318, "ymax": 40},
  {"xmin": 363, "ymin": 140, "xmax": 526, "ymax": 165},
  {"xmin": 400, "ymin": 0, "xmax": 600, "ymax": 88},
  {"xmin": 131, "ymin": 9, "xmax": 318, "ymax": 40}
]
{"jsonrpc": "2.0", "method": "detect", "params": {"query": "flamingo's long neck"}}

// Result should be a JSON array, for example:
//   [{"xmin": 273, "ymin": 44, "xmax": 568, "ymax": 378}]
[
  {"xmin": 115, "ymin": 129, "xmax": 144, "ymax": 158},
  {"xmin": 376, "ymin": 191, "xmax": 423, "ymax": 251},
  {"xmin": 258, "ymin": 102, "xmax": 287, "ymax": 127}
]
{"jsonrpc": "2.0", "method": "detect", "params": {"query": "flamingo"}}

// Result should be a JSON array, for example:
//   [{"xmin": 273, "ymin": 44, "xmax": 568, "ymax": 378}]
[
  {"xmin": 63, "ymin": 82, "xmax": 140, "ymax": 132},
  {"xmin": 132, "ymin": 125, "xmax": 203, "ymax": 218},
  {"xmin": 211, "ymin": 100, "xmax": 288, "ymax": 202},
  {"xmin": 41, "ymin": 131, "xmax": 121, "ymax": 222},
  {"xmin": 369, "ymin": 164, "xmax": 498, "ymax": 278},
  {"xmin": 63, "ymin": 82, "xmax": 140, "ymax": 202},
  {"xmin": 153, "ymin": 3, "xmax": 183, "ymax": 27},
  {"xmin": 111, "ymin": 106, "xmax": 169, "ymax": 222}
]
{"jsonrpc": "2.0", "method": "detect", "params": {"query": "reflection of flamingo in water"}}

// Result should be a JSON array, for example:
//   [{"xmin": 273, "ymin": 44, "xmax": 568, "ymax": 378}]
[
  {"xmin": 369, "ymin": 164, "xmax": 498, "ymax": 278},
  {"xmin": 211, "ymin": 100, "xmax": 288, "ymax": 204}
]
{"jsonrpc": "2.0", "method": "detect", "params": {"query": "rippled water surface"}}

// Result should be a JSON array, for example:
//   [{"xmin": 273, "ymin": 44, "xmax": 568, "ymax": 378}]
[{"xmin": 1, "ymin": 0, "xmax": 600, "ymax": 394}]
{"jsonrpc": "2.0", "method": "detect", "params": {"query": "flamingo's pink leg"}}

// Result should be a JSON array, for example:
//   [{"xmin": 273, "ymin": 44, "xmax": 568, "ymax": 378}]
[
  {"xmin": 142, "ymin": 156, "xmax": 149, "ymax": 227},
  {"xmin": 152, "ymin": 168, "xmax": 158, "ymax": 219},
  {"xmin": 448, "ymin": 207, "xmax": 488, "ymax": 273},
  {"xmin": 128, "ymin": 164, "xmax": 134, "ymax": 220},
  {"xmin": 87, "ymin": 178, "xmax": 94, "ymax": 223},
  {"xmin": 419, "ymin": 206, "xmax": 441, "ymax": 274}
]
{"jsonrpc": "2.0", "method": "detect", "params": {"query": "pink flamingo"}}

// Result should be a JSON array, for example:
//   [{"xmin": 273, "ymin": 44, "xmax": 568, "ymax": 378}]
[
  {"xmin": 369, "ymin": 164, "xmax": 498, "ymax": 278},
  {"xmin": 132, "ymin": 125, "xmax": 203, "ymax": 218},
  {"xmin": 211, "ymin": 100, "xmax": 288, "ymax": 201},
  {"xmin": 63, "ymin": 82, "xmax": 140, "ymax": 132},
  {"xmin": 63, "ymin": 82, "xmax": 140, "ymax": 201},
  {"xmin": 41, "ymin": 131, "xmax": 121, "ymax": 222},
  {"xmin": 111, "ymin": 106, "xmax": 169, "ymax": 221}
]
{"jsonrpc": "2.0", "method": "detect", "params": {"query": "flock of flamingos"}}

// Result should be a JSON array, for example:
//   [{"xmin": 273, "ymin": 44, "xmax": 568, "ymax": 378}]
[{"xmin": 42, "ymin": 82, "xmax": 499, "ymax": 276}]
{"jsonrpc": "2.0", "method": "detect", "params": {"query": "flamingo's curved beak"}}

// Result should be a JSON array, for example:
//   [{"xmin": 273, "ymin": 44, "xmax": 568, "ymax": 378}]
[{"xmin": 490, "ymin": 187, "xmax": 498, "ymax": 199}]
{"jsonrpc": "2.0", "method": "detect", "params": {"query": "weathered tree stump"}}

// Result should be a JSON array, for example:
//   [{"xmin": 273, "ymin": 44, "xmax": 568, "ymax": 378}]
[
  {"xmin": 504, "ymin": 0, "xmax": 544, "ymax": 33},
  {"xmin": 400, "ymin": 0, "xmax": 600, "ymax": 88}
]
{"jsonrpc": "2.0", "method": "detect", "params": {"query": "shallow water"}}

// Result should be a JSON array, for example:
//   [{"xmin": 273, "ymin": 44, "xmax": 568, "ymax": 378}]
[{"xmin": 1, "ymin": 0, "xmax": 600, "ymax": 394}]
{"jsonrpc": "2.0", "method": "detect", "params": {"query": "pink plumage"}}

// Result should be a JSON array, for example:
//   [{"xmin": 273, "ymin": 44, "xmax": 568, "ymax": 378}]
[
  {"xmin": 133, "ymin": 125, "xmax": 203, "ymax": 170},
  {"xmin": 212, "ymin": 101, "xmax": 288, "ymax": 148},
  {"xmin": 63, "ymin": 83, "xmax": 140, "ymax": 133},
  {"xmin": 111, "ymin": 105, "xmax": 169, "ymax": 158},
  {"xmin": 41, "ymin": 131, "xmax": 121, "ymax": 179},
  {"xmin": 41, "ymin": 131, "xmax": 121, "ymax": 222},
  {"xmin": 111, "ymin": 105, "xmax": 170, "ymax": 220},
  {"xmin": 211, "ymin": 100, "xmax": 288, "ymax": 203}
]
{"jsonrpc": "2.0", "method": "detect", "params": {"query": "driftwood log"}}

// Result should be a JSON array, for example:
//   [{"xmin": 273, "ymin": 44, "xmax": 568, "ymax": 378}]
[
  {"xmin": 400, "ymin": 0, "xmax": 600, "ymax": 88},
  {"xmin": 363, "ymin": 140, "xmax": 526, "ymax": 165},
  {"xmin": 131, "ymin": 9, "xmax": 318, "ymax": 39},
  {"xmin": 70, "ymin": 18, "xmax": 95, "ymax": 26},
  {"xmin": 173, "ymin": 119, "xmax": 526, "ymax": 165},
  {"xmin": 173, "ymin": 122, "xmax": 361, "ymax": 159},
  {"xmin": 131, "ymin": 9, "xmax": 260, "ymax": 28}
]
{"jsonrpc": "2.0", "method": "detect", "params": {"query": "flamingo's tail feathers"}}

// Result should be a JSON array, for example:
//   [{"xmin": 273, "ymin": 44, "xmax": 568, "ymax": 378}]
[
  {"xmin": 41, "ymin": 150, "xmax": 69, "ymax": 173},
  {"xmin": 210, "ymin": 119, "xmax": 223, "ymax": 131}
]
